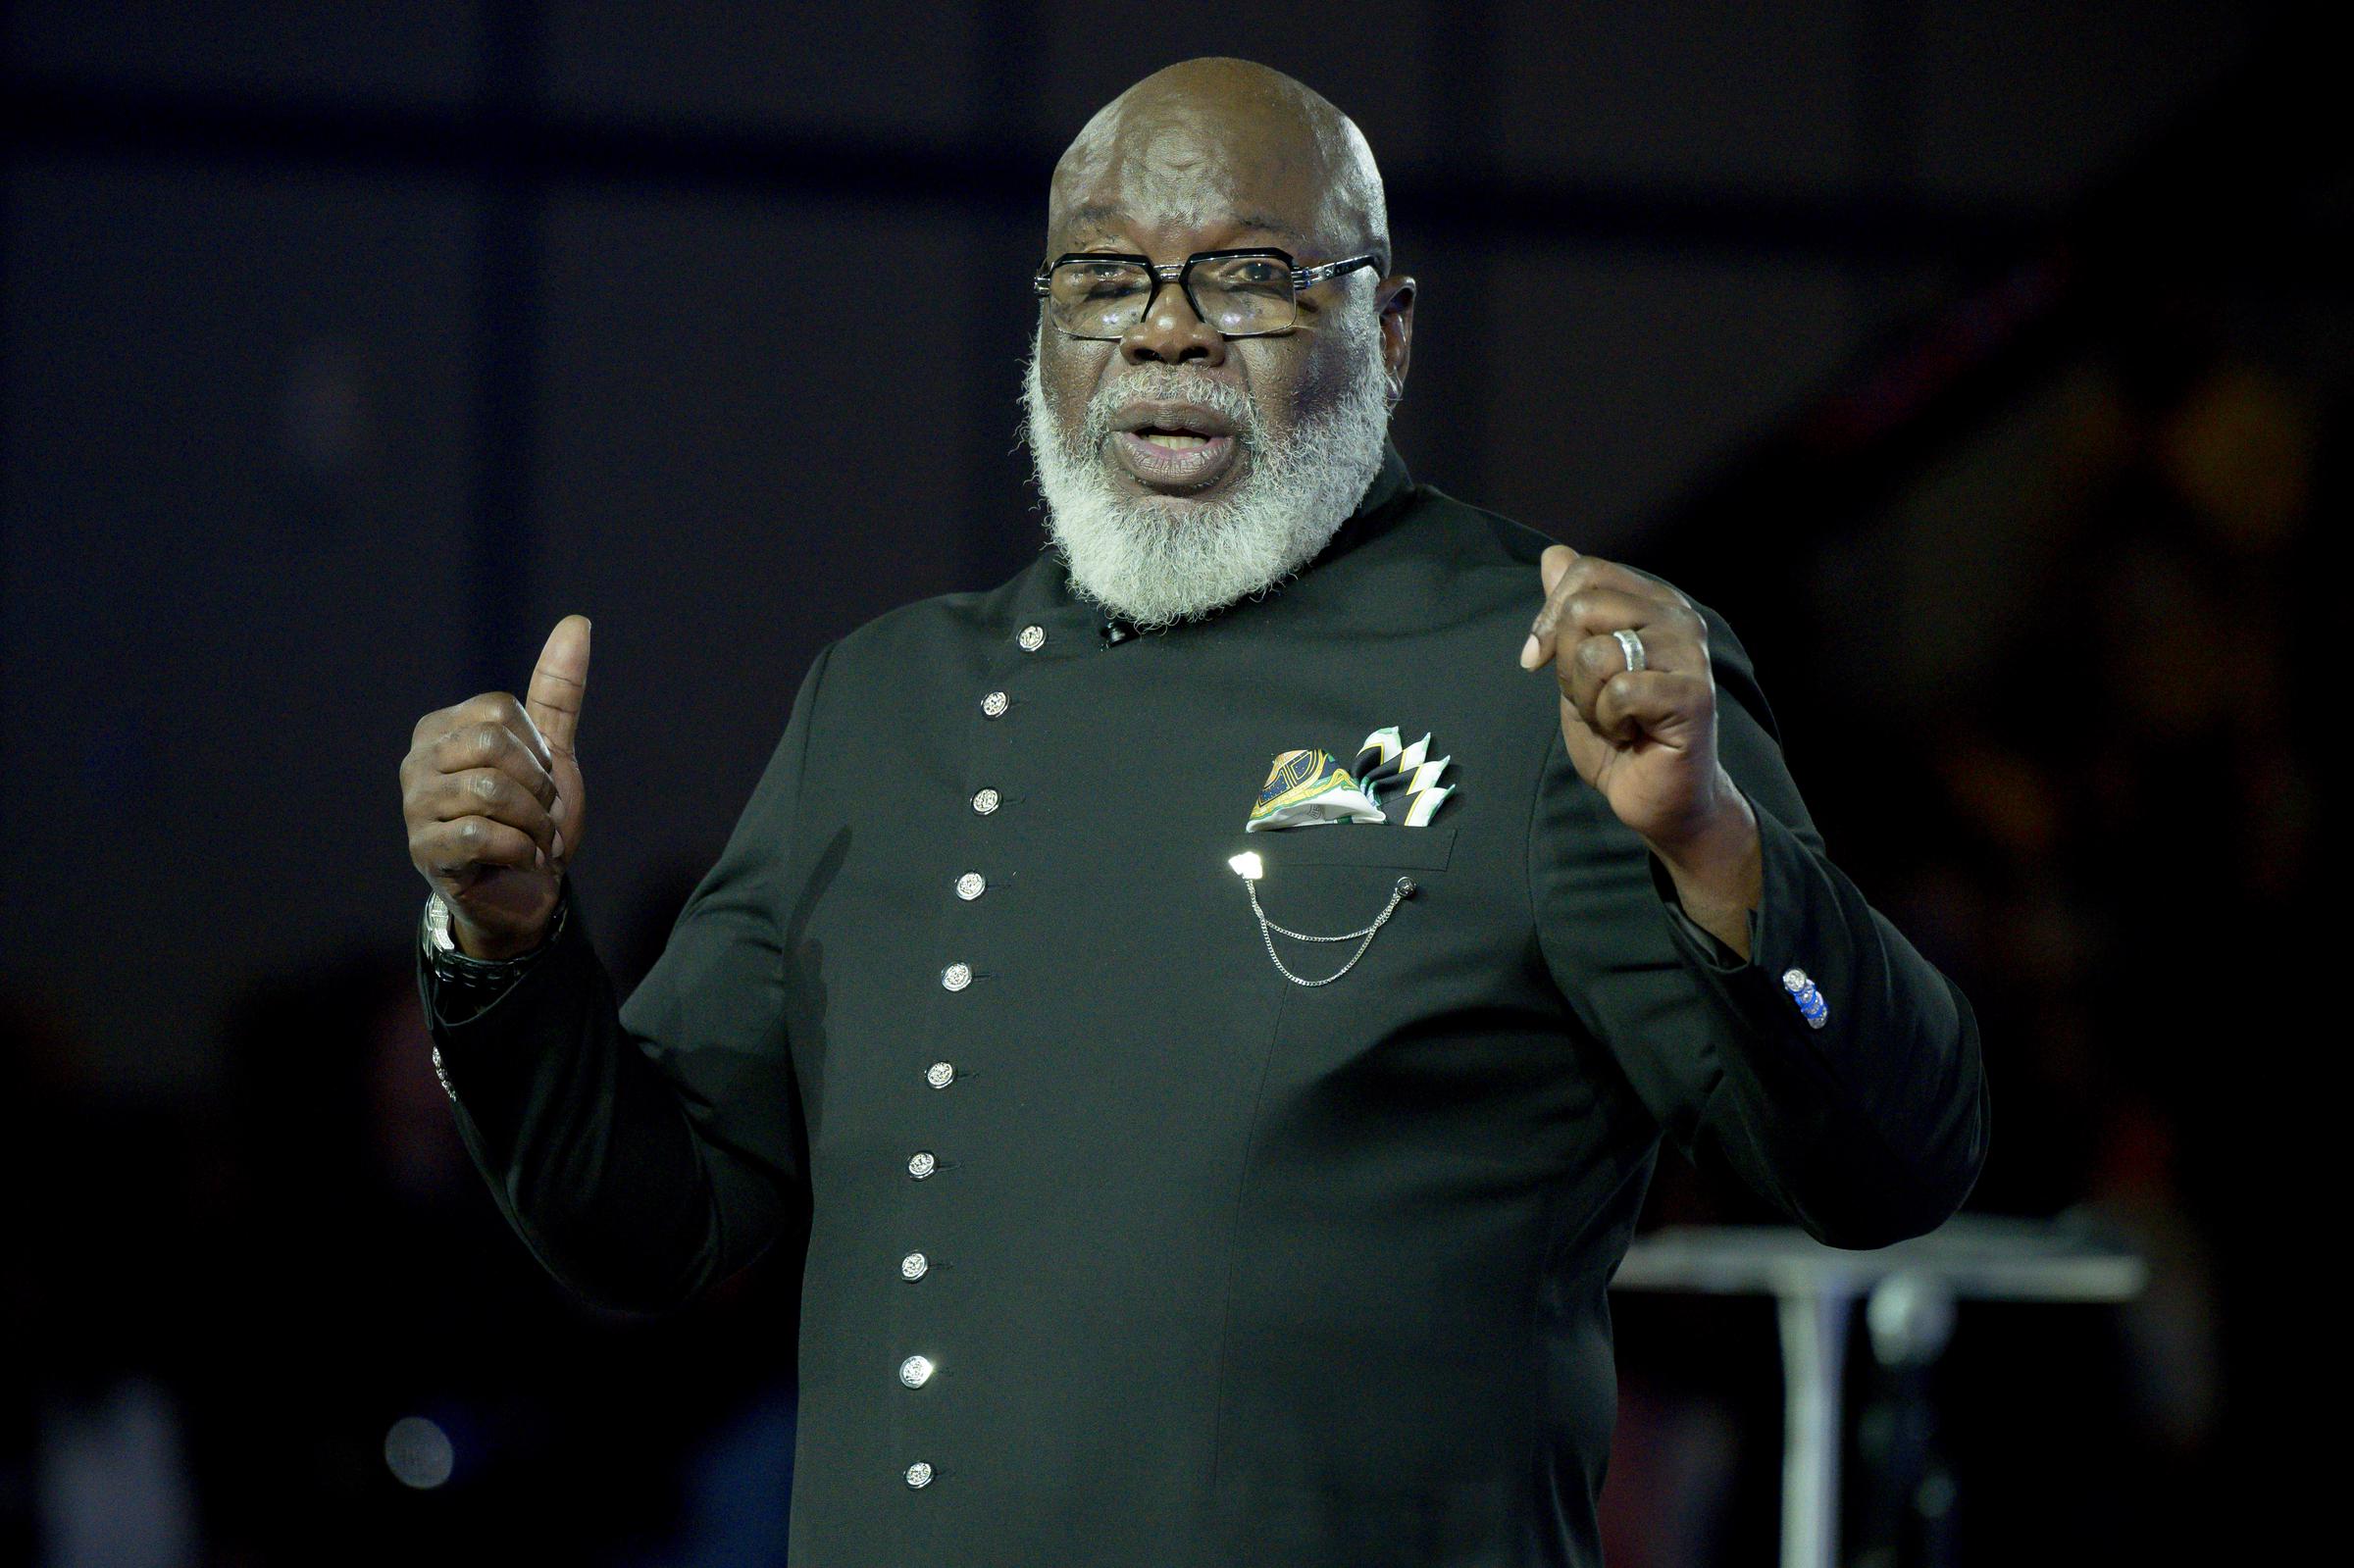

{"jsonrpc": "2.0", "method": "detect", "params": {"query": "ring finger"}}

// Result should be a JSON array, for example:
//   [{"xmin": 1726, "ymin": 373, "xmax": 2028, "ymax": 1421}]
[{"xmin": 1559, "ymin": 620, "xmax": 1699, "ymax": 727}]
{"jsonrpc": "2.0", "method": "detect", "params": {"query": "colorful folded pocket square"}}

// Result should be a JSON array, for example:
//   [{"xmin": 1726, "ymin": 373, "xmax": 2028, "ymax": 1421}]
[
  {"xmin": 1247, "ymin": 747, "xmax": 1385, "ymax": 831},
  {"xmin": 1246, "ymin": 727, "xmax": 1456, "ymax": 831}
]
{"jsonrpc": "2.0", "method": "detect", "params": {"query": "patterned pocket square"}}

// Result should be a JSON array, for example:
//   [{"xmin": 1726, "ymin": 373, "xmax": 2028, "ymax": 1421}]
[{"xmin": 1246, "ymin": 726, "xmax": 1455, "ymax": 831}]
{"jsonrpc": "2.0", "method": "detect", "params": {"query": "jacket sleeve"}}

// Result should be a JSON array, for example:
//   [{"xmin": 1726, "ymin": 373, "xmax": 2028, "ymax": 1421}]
[
  {"xmin": 417, "ymin": 642, "xmax": 833, "ymax": 1313},
  {"xmin": 1528, "ymin": 610, "xmax": 1988, "ymax": 1248}
]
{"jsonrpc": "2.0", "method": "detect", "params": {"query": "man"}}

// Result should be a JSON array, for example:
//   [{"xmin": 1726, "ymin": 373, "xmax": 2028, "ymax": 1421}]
[{"xmin": 399, "ymin": 58, "xmax": 1985, "ymax": 1567}]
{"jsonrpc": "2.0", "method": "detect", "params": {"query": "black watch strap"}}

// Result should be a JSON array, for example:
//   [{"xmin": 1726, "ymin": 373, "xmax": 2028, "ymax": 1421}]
[{"xmin": 421, "ymin": 880, "xmax": 572, "ymax": 990}]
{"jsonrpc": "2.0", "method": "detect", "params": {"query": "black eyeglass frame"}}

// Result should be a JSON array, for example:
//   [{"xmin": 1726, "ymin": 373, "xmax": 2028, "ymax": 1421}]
[{"xmin": 1031, "ymin": 246, "xmax": 1388, "ymax": 340}]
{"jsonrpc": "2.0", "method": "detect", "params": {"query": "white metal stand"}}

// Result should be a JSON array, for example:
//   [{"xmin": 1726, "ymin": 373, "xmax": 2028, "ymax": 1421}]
[{"xmin": 1610, "ymin": 1214, "xmax": 2145, "ymax": 1568}]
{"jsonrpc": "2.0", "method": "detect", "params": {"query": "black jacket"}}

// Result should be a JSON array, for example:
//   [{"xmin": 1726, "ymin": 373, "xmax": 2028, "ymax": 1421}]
[{"xmin": 420, "ymin": 444, "xmax": 1987, "ymax": 1567}]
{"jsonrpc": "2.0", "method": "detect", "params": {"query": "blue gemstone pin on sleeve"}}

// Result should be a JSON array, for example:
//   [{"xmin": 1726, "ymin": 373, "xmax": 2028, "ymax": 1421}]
[{"xmin": 1781, "ymin": 967, "xmax": 1829, "ymax": 1030}]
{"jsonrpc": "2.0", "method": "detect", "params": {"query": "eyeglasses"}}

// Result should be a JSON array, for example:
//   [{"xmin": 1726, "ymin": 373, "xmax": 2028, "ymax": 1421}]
[{"xmin": 1033, "ymin": 247, "xmax": 1386, "ymax": 340}]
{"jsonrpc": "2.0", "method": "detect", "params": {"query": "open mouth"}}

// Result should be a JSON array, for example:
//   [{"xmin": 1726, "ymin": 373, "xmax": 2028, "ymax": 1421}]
[{"xmin": 1105, "ymin": 402, "xmax": 1243, "ymax": 493}]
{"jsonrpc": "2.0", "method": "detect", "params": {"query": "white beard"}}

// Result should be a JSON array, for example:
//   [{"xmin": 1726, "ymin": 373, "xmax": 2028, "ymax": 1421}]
[{"xmin": 1019, "ymin": 304, "xmax": 1393, "ymax": 631}]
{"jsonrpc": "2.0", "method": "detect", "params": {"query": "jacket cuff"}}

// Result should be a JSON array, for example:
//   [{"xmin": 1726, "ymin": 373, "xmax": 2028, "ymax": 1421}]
[
  {"xmin": 1649, "ymin": 796, "xmax": 1829, "ymax": 1041},
  {"xmin": 415, "ymin": 883, "xmax": 598, "ymax": 1099}
]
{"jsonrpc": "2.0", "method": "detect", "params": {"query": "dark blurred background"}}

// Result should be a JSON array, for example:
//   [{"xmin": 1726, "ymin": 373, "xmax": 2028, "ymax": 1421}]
[{"xmin": 1, "ymin": 2, "xmax": 2336, "ymax": 1563}]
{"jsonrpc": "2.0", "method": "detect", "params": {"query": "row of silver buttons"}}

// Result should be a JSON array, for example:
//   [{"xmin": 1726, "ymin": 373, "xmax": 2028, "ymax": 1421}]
[{"xmin": 903, "ymin": 621, "xmax": 1048, "ymax": 1492}]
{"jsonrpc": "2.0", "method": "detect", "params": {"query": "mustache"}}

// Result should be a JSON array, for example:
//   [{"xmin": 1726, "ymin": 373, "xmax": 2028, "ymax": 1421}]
[{"xmin": 1079, "ymin": 367, "xmax": 1260, "ymax": 451}]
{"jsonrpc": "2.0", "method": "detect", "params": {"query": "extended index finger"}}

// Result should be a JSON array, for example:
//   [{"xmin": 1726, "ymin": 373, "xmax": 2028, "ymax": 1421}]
[{"xmin": 526, "ymin": 614, "xmax": 592, "ymax": 757}]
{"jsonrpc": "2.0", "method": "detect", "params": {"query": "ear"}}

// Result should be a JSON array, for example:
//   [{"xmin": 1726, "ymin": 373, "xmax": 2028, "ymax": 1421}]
[{"xmin": 1376, "ymin": 275, "xmax": 1415, "ymax": 403}]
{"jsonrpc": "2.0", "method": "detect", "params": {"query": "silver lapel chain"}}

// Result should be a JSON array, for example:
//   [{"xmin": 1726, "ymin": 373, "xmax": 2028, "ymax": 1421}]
[{"xmin": 1244, "ymin": 874, "xmax": 1417, "ymax": 986}]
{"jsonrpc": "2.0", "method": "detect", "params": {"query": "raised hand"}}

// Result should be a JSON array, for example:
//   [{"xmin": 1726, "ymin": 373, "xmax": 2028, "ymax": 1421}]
[
  {"xmin": 400, "ymin": 615, "xmax": 592, "ymax": 959},
  {"xmin": 1519, "ymin": 546, "xmax": 1760, "ymax": 953}
]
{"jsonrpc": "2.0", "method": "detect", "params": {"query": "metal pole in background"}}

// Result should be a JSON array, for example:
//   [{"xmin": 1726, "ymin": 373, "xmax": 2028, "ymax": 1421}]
[{"xmin": 1777, "ymin": 1282, "xmax": 1854, "ymax": 1568}]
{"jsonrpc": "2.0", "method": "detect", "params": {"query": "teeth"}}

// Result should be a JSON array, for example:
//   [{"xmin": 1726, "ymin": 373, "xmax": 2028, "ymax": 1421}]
[{"xmin": 1141, "ymin": 432, "xmax": 1210, "ymax": 449}]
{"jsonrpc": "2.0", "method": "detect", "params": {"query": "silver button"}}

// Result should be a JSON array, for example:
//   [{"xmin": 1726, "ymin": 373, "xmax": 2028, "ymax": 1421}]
[
  {"xmin": 900, "ymin": 1250, "xmax": 929, "ymax": 1280},
  {"xmin": 907, "ymin": 1150, "xmax": 937, "ymax": 1179},
  {"xmin": 898, "ymin": 1353, "xmax": 935, "ymax": 1388},
  {"xmin": 905, "ymin": 1460, "xmax": 934, "ymax": 1489},
  {"xmin": 941, "ymin": 962, "xmax": 972, "ymax": 991},
  {"xmin": 1017, "ymin": 624, "xmax": 1046, "ymax": 651},
  {"xmin": 955, "ymin": 871, "xmax": 985, "ymax": 900},
  {"xmin": 926, "ymin": 1061, "xmax": 955, "ymax": 1089},
  {"xmin": 971, "ymin": 787, "xmax": 999, "ymax": 815},
  {"xmin": 981, "ymin": 689, "xmax": 1008, "ymax": 718}
]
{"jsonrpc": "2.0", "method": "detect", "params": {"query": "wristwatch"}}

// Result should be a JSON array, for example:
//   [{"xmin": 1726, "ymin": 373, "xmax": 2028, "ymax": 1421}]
[
  {"xmin": 422, "ymin": 884, "xmax": 569, "ymax": 973},
  {"xmin": 420, "ymin": 885, "xmax": 570, "ymax": 1101}
]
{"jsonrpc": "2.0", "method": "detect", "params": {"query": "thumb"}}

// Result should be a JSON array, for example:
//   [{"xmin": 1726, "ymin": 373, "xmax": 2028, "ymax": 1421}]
[
  {"xmin": 1539, "ymin": 543, "xmax": 1578, "ymax": 596},
  {"xmin": 526, "ymin": 614, "xmax": 591, "ymax": 758}
]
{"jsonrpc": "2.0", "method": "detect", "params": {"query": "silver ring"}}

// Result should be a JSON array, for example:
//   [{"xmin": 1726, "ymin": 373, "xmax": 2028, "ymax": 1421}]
[{"xmin": 1612, "ymin": 628, "xmax": 1647, "ymax": 674}]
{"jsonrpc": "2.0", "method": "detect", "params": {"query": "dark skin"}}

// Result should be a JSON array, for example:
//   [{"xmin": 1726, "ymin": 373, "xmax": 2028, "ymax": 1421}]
[
  {"xmin": 1033, "ymin": 59, "xmax": 1414, "ymax": 508},
  {"xmin": 400, "ymin": 615, "xmax": 588, "ymax": 959},
  {"xmin": 1523, "ymin": 548, "xmax": 1764, "ymax": 956},
  {"xmin": 399, "ymin": 59, "xmax": 1759, "ymax": 961}
]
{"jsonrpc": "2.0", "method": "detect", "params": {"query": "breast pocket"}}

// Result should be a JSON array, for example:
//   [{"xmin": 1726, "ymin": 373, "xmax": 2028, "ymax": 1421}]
[
  {"xmin": 1227, "ymin": 825, "xmax": 1458, "ymax": 872},
  {"xmin": 1223, "ymin": 827, "xmax": 1457, "ymax": 988}
]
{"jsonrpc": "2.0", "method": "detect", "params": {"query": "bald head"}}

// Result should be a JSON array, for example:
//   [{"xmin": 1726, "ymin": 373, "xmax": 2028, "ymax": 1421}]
[
  {"xmin": 1047, "ymin": 58, "xmax": 1389, "ymax": 268},
  {"xmin": 1023, "ymin": 59, "xmax": 1413, "ymax": 629}
]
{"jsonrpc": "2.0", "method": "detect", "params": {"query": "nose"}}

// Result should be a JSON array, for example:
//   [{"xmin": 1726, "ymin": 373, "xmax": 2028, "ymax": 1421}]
[{"xmin": 1120, "ymin": 274, "xmax": 1227, "ymax": 368}]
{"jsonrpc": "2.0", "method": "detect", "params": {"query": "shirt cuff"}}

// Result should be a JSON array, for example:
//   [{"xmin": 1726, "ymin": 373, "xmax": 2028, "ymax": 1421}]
[{"xmin": 1649, "ymin": 855, "xmax": 1758, "ymax": 972}]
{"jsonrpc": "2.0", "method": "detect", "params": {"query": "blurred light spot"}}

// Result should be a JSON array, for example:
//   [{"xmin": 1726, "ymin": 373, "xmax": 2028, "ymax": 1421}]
[{"xmin": 384, "ymin": 1415, "xmax": 454, "ymax": 1489}]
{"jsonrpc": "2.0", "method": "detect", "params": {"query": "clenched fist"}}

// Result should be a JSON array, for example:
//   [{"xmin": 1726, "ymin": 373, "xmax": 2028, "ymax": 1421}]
[
  {"xmin": 400, "ymin": 615, "xmax": 591, "ymax": 959},
  {"xmin": 1519, "ymin": 545, "xmax": 1761, "ymax": 957}
]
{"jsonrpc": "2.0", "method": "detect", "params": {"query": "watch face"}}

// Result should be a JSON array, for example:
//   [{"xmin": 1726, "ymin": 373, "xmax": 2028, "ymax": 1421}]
[{"xmin": 425, "ymin": 893, "xmax": 455, "ymax": 951}]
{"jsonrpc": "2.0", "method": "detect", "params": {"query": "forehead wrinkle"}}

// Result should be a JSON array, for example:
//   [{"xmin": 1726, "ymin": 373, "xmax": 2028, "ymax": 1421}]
[
  {"xmin": 1052, "ymin": 148, "xmax": 1337, "ymax": 259},
  {"xmin": 1057, "ymin": 201, "xmax": 1310, "ymax": 259}
]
